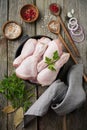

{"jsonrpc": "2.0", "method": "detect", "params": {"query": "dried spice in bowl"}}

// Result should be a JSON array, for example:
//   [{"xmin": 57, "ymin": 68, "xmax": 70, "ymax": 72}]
[
  {"xmin": 2, "ymin": 21, "xmax": 22, "ymax": 40},
  {"xmin": 20, "ymin": 4, "xmax": 39, "ymax": 23},
  {"xmin": 49, "ymin": 3, "xmax": 60, "ymax": 16}
]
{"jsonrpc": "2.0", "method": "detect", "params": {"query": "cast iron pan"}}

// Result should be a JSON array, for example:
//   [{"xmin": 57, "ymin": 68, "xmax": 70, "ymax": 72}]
[{"xmin": 15, "ymin": 35, "xmax": 74, "ymax": 85}]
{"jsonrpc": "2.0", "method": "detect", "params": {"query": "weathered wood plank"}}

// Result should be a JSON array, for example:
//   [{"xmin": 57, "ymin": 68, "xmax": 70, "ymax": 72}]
[
  {"xmin": 0, "ymin": 0, "xmax": 8, "ymax": 35},
  {"xmin": 36, "ymin": 0, "xmax": 57, "ymax": 39},
  {"xmin": 63, "ymin": 0, "xmax": 87, "ymax": 130},
  {"xmin": 63, "ymin": 0, "xmax": 78, "ymax": 56},
  {"xmin": 0, "ymin": 38, "xmax": 7, "ymax": 130},
  {"xmin": 77, "ymin": 0, "xmax": 87, "ymax": 73},
  {"xmin": 36, "ymin": 0, "xmax": 66, "ymax": 130},
  {"xmin": 7, "ymin": 0, "xmax": 37, "ymax": 130},
  {"xmin": 0, "ymin": 38, "xmax": 7, "ymax": 77},
  {"xmin": 0, "ymin": 0, "xmax": 8, "ymax": 130}
]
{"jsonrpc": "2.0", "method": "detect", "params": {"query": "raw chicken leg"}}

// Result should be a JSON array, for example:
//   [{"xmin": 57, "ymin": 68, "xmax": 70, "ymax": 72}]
[
  {"xmin": 13, "ymin": 38, "xmax": 37, "ymax": 67},
  {"xmin": 37, "ymin": 53, "xmax": 70, "ymax": 86},
  {"xmin": 38, "ymin": 37, "xmax": 51, "ymax": 46},
  {"xmin": 15, "ymin": 42, "xmax": 48, "ymax": 80},
  {"xmin": 37, "ymin": 39, "xmax": 63, "ymax": 72}
]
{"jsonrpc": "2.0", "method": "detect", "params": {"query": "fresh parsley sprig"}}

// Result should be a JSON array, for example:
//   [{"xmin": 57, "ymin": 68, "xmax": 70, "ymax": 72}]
[
  {"xmin": 45, "ymin": 50, "xmax": 59, "ymax": 71},
  {"xmin": 0, "ymin": 73, "xmax": 34, "ymax": 112}
]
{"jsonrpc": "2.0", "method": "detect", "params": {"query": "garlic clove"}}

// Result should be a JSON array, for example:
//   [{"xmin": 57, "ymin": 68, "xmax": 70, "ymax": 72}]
[
  {"xmin": 71, "ymin": 9, "xmax": 75, "ymax": 14},
  {"xmin": 67, "ymin": 12, "xmax": 73, "ymax": 18}
]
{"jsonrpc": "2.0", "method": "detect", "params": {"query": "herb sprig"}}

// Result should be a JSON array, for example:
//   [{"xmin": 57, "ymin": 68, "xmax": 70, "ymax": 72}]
[
  {"xmin": 0, "ymin": 73, "xmax": 34, "ymax": 112},
  {"xmin": 45, "ymin": 51, "xmax": 59, "ymax": 71}
]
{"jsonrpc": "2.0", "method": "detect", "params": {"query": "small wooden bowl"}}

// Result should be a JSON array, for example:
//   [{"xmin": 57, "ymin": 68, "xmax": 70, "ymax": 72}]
[
  {"xmin": 20, "ymin": 4, "xmax": 39, "ymax": 23},
  {"xmin": 2, "ymin": 21, "xmax": 22, "ymax": 40}
]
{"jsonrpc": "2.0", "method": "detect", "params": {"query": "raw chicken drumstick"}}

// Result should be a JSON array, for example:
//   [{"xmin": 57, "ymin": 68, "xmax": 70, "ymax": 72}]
[
  {"xmin": 15, "ymin": 42, "xmax": 48, "ymax": 80},
  {"xmin": 37, "ymin": 52, "xmax": 70, "ymax": 86},
  {"xmin": 13, "ymin": 38, "xmax": 37, "ymax": 67},
  {"xmin": 37, "ymin": 39, "xmax": 63, "ymax": 72},
  {"xmin": 38, "ymin": 37, "xmax": 51, "ymax": 46}
]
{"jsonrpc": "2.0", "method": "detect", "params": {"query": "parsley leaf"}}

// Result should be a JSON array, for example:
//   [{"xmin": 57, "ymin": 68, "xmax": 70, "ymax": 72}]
[
  {"xmin": 45, "ymin": 57, "xmax": 52, "ymax": 64},
  {"xmin": 45, "ymin": 51, "xmax": 60, "ymax": 71},
  {"xmin": 48, "ymin": 64, "xmax": 56, "ymax": 71},
  {"xmin": 53, "ymin": 50, "xmax": 59, "ymax": 61},
  {"xmin": 0, "ymin": 73, "xmax": 34, "ymax": 112}
]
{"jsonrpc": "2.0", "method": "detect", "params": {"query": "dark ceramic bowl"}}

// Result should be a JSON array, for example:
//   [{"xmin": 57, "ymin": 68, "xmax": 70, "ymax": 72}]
[{"xmin": 15, "ymin": 35, "xmax": 72, "ymax": 85}]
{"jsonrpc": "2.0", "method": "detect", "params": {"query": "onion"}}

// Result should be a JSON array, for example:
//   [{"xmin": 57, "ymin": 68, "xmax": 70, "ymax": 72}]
[
  {"xmin": 69, "ymin": 17, "xmax": 77, "ymax": 25},
  {"xmin": 70, "ymin": 31, "xmax": 85, "ymax": 43},
  {"xmin": 68, "ymin": 17, "xmax": 85, "ymax": 43},
  {"xmin": 68, "ymin": 22, "xmax": 78, "ymax": 31},
  {"xmin": 71, "ymin": 25, "xmax": 83, "ymax": 36}
]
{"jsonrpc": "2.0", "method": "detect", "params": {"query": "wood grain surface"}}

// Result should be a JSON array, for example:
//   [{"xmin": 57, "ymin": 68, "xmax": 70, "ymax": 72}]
[
  {"xmin": 0, "ymin": 0, "xmax": 87, "ymax": 130},
  {"xmin": 0, "ymin": 0, "xmax": 8, "ymax": 130}
]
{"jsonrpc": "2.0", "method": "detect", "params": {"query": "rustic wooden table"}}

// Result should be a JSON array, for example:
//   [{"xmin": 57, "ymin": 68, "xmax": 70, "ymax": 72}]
[{"xmin": 0, "ymin": 0, "xmax": 87, "ymax": 130}]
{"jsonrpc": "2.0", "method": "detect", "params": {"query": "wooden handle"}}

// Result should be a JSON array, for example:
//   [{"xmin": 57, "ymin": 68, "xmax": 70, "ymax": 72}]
[
  {"xmin": 59, "ymin": 34, "xmax": 87, "ymax": 83},
  {"xmin": 83, "ymin": 74, "xmax": 87, "ymax": 83},
  {"xmin": 58, "ymin": 16, "xmax": 80, "ymax": 57},
  {"xmin": 63, "ymin": 116, "xmax": 67, "ymax": 130},
  {"xmin": 59, "ymin": 34, "xmax": 78, "ymax": 64}
]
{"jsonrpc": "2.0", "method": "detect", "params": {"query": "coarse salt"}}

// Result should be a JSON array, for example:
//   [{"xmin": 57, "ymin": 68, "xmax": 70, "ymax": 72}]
[{"xmin": 4, "ymin": 22, "xmax": 21, "ymax": 39}]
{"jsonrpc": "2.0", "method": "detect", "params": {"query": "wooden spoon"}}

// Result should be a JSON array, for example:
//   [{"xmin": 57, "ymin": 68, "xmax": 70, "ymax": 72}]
[
  {"xmin": 48, "ymin": 20, "xmax": 87, "ymax": 83},
  {"xmin": 49, "ymin": 3, "xmax": 80, "ymax": 57}
]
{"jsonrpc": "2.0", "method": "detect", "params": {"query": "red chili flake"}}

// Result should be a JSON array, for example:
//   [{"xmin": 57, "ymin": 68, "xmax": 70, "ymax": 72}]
[
  {"xmin": 23, "ymin": 7, "xmax": 36, "ymax": 21},
  {"xmin": 49, "ymin": 4, "xmax": 59, "ymax": 13}
]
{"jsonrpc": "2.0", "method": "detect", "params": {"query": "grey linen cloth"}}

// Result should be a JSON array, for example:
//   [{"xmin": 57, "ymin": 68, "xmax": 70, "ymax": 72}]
[
  {"xmin": 24, "ymin": 79, "xmax": 67, "ymax": 127},
  {"xmin": 24, "ymin": 64, "xmax": 86, "ymax": 127},
  {"xmin": 51, "ymin": 64, "xmax": 86, "ymax": 115}
]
